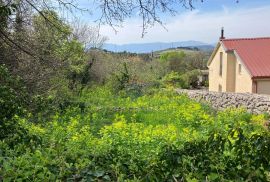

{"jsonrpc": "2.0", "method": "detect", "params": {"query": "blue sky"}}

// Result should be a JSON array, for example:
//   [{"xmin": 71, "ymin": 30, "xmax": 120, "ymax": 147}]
[
  {"xmin": 192, "ymin": 0, "xmax": 269, "ymax": 11},
  {"xmin": 75, "ymin": 0, "xmax": 270, "ymax": 44}
]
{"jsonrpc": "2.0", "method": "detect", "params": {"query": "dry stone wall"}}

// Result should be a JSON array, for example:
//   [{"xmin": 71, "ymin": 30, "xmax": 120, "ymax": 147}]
[{"xmin": 176, "ymin": 89, "xmax": 270, "ymax": 114}]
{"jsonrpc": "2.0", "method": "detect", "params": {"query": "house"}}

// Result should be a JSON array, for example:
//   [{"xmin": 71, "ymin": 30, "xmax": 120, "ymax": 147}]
[{"xmin": 207, "ymin": 29, "xmax": 270, "ymax": 95}]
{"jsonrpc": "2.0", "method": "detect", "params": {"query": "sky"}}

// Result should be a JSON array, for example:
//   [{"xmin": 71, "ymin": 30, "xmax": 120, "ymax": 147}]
[{"xmin": 76, "ymin": 0, "xmax": 270, "ymax": 44}]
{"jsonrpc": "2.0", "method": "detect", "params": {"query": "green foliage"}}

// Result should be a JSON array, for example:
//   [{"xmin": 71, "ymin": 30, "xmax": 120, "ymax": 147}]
[
  {"xmin": 181, "ymin": 69, "xmax": 201, "ymax": 88},
  {"xmin": 0, "ymin": 64, "xmax": 28, "ymax": 140},
  {"xmin": 33, "ymin": 10, "xmax": 71, "ymax": 41},
  {"xmin": 114, "ymin": 62, "xmax": 131, "ymax": 91},
  {"xmin": 159, "ymin": 51, "xmax": 186, "ymax": 62},
  {"xmin": 62, "ymin": 39, "xmax": 90, "ymax": 92},
  {"xmin": 109, "ymin": 62, "xmax": 147, "ymax": 98},
  {"xmin": 162, "ymin": 70, "xmax": 201, "ymax": 88},
  {"xmin": 158, "ymin": 50, "xmax": 209, "ymax": 74},
  {"xmin": 0, "ymin": 8, "xmax": 266, "ymax": 180},
  {"xmin": 1, "ymin": 87, "xmax": 270, "ymax": 181},
  {"xmin": 159, "ymin": 51, "xmax": 187, "ymax": 73},
  {"xmin": 26, "ymin": 10, "xmax": 90, "ymax": 101},
  {"xmin": 0, "ymin": 65, "xmax": 26, "ymax": 120},
  {"xmin": 0, "ymin": 3, "xmax": 17, "ymax": 17},
  {"xmin": 3, "ymin": 3, "xmax": 266, "ymax": 181},
  {"xmin": 162, "ymin": 71, "xmax": 186, "ymax": 88}
]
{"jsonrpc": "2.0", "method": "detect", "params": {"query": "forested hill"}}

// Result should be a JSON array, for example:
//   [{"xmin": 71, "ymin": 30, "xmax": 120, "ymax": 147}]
[{"xmin": 104, "ymin": 41, "xmax": 215, "ymax": 53}]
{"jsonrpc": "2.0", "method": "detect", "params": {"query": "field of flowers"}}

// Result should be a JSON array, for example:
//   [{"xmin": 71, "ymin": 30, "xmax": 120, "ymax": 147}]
[{"xmin": 1, "ymin": 87, "xmax": 270, "ymax": 181}]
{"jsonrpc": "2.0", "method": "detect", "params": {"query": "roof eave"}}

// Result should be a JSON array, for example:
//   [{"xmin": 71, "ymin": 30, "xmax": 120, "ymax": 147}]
[
  {"xmin": 207, "ymin": 42, "xmax": 221, "ymax": 67},
  {"xmin": 252, "ymin": 76, "xmax": 270, "ymax": 80}
]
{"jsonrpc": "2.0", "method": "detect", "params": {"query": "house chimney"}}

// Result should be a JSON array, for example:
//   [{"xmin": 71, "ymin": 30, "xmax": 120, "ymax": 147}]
[{"xmin": 220, "ymin": 27, "xmax": 225, "ymax": 40}]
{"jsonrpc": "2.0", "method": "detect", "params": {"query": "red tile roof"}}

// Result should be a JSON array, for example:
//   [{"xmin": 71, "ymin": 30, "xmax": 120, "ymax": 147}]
[{"xmin": 221, "ymin": 37, "xmax": 270, "ymax": 78}]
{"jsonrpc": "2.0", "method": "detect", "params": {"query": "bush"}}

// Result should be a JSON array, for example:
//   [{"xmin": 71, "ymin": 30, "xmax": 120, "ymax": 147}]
[
  {"xmin": 162, "ymin": 71, "xmax": 184, "ymax": 88},
  {"xmin": 181, "ymin": 69, "xmax": 201, "ymax": 89},
  {"xmin": 0, "ymin": 64, "xmax": 27, "ymax": 120},
  {"xmin": 109, "ymin": 62, "xmax": 146, "ymax": 98},
  {"xmin": 0, "ymin": 64, "xmax": 29, "ymax": 140},
  {"xmin": 162, "ymin": 70, "xmax": 201, "ymax": 89}
]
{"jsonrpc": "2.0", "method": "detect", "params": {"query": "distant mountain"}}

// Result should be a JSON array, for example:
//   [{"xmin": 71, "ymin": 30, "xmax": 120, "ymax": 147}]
[{"xmin": 103, "ymin": 41, "xmax": 214, "ymax": 53}]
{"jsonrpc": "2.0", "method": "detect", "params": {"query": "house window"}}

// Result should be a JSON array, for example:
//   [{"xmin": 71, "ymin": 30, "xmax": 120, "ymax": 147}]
[
  {"xmin": 239, "ymin": 64, "xmax": 242, "ymax": 74},
  {"xmin": 218, "ymin": 84, "xmax": 222, "ymax": 92},
  {"xmin": 219, "ymin": 52, "xmax": 223, "ymax": 76}
]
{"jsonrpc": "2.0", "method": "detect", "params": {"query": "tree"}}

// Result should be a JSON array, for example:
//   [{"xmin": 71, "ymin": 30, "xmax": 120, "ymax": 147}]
[
  {"xmin": 185, "ymin": 52, "xmax": 209, "ymax": 70},
  {"xmin": 0, "ymin": 5, "xmax": 106, "ymax": 95},
  {"xmin": 72, "ymin": 20, "xmax": 108, "ymax": 49},
  {"xmin": 1, "ymin": 0, "xmax": 240, "ymax": 35},
  {"xmin": 1, "ymin": 0, "xmax": 239, "ymax": 57},
  {"xmin": 1, "ymin": 0, "xmax": 193, "ymax": 33},
  {"xmin": 160, "ymin": 51, "xmax": 187, "ymax": 73}
]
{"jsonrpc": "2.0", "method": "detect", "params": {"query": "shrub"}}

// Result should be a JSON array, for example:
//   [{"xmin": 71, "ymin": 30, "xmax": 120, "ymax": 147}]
[
  {"xmin": 162, "ymin": 70, "xmax": 201, "ymax": 89},
  {"xmin": 162, "ymin": 71, "xmax": 186, "ymax": 88},
  {"xmin": 0, "ymin": 64, "xmax": 29, "ymax": 140},
  {"xmin": 181, "ymin": 69, "xmax": 201, "ymax": 89},
  {"xmin": 0, "ymin": 64, "xmax": 27, "ymax": 120},
  {"xmin": 109, "ymin": 62, "xmax": 148, "ymax": 98}
]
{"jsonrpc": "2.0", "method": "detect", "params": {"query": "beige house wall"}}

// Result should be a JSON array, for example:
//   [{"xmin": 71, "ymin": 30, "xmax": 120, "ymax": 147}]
[
  {"xmin": 226, "ymin": 53, "xmax": 236, "ymax": 92},
  {"xmin": 208, "ymin": 43, "xmax": 253, "ymax": 93},
  {"xmin": 234, "ymin": 57, "xmax": 253, "ymax": 93},
  {"xmin": 208, "ymin": 45, "xmax": 227, "ymax": 92},
  {"xmin": 256, "ymin": 80, "xmax": 270, "ymax": 95}
]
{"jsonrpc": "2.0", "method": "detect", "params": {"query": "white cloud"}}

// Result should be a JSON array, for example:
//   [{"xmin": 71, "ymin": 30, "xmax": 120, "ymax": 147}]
[{"xmin": 99, "ymin": 5, "xmax": 270, "ymax": 44}]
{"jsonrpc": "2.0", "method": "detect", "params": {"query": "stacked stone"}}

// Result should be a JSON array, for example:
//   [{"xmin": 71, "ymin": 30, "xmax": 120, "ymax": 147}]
[{"xmin": 176, "ymin": 89, "xmax": 270, "ymax": 114}]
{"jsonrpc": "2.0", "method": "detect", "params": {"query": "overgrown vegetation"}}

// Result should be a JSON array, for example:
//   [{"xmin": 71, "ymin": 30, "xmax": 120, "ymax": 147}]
[
  {"xmin": 1, "ymin": 1, "xmax": 269, "ymax": 181},
  {"xmin": 1, "ymin": 87, "xmax": 270, "ymax": 181}
]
